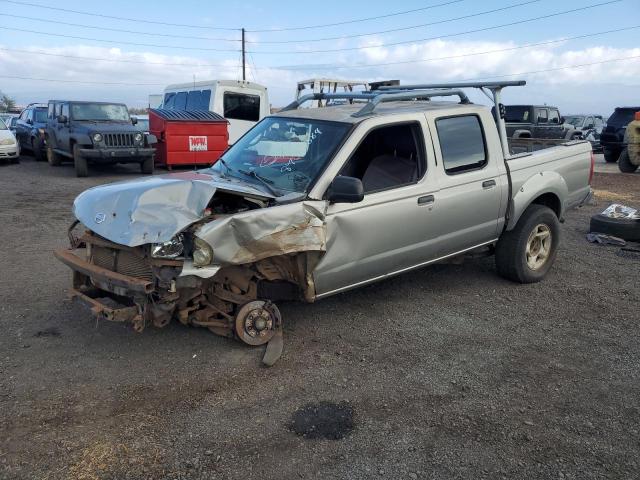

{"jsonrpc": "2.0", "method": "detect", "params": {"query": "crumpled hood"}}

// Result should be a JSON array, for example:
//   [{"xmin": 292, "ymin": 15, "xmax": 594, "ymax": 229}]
[{"xmin": 73, "ymin": 171, "xmax": 274, "ymax": 247}]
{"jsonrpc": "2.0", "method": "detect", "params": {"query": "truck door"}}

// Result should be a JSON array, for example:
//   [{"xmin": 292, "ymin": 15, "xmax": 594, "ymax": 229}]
[
  {"xmin": 534, "ymin": 108, "xmax": 549, "ymax": 138},
  {"xmin": 426, "ymin": 113, "xmax": 503, "ymax": 257},
  {"xmin": 548, "ymin": 109, "xmax": 563, "ymax": 138},
  {"xmin": 313, "ymin": 119, "xmax": 440, "ymax": 297},
  {"xmin": 15, "ymin": 108, "xmax": 30, "ymax": 145},
  {"xmin": 56, "ymin": 103, "xmax": 71, "ymax": 152}
]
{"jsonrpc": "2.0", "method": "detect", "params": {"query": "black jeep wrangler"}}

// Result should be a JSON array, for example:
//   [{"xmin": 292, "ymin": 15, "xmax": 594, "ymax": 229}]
[
  {"xmin": 45, "ymin": 100, "xmax": 156, "ymax": 177},
  {"xmin": 600, "ymin": 106, "xmax": 640, "ymax": 163}
]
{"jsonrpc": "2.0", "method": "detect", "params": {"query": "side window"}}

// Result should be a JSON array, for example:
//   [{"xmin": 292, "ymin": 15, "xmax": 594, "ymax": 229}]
[
  {"xmin": 48, "ymin": 104, "xmax": 55, "ymax": 119},
  {"xmin": 56, "ymin": 104, "xmax": 63, "ymax": 116},
  {"xmin": 186, "ymin": 90, "xmax": 202, "ymax": 110},
  {"xmin": 340, "ymin": 123, "xmax": 424, "ymax": 193},
  {"xmin": 62, "ymin": 104, "xmax": 69, "ymax": 118},
  {"xmin": 19, "ymin": 110, "xmax": 27, "ymax": 121},
  {"xmin": 595, "ymin": 117, "xmax": 603, "ymax": 128},
  {"xmin": 223, "ymin": 93, "xmax": 260, "ymax": 121},
  {"xmin": 200, "ymin": 89, "xmax": 212, "ymax": 110},
  {"xmin": 174, "ymin": 91, "xmax": 188, "ymax": 111},
  {"xmin": 537, "ymin": 109, "xmax": 548, "ymax": 123},
  {"xmin": 549, "ymin": 110, "xmax": 560, "ymax": 124},
  {"xmin": 26, "ymin": 109, "xmax": 33, "ymax": 122},
  {"xmin": 163, "ymin": 93, "xmax": 176, "ymax": 110},
  {"xmin": 436, "ymin": 115, "xmax": 487, "ymax": 175},
  {"xmin": 585, "ymin": 116, "xmax": 594, "ymax": 128}
]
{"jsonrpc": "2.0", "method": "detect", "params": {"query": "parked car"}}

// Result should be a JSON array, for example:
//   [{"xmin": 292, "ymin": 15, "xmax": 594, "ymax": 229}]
[
  {"xmin": 0, "ymin": 116, "xmax": 20, "ymax": 163},
  {"xmin": 14, "ymin": 103, "xmax": 48, "ymax": 160},
  {"xmin": 600, "ymin": 106, "xmax": 640, "ymax": 163},
  {"xmin": 564, "ymin": 114, "xmax": 605, "ymax": 150},
  {"xmin": 45, "ymin": 100, "xmax": 156, "ymax": 177},
  {"xmin": 133, "ymin": 114, "xmax": 149, "ymax": 134},
  {"xmin": 54, "ymin": 80, "xmax": 593, "ymax": 365},
  {"xmin": 502, "ymin": 105, "xmax": 580, "ymax": 140}
]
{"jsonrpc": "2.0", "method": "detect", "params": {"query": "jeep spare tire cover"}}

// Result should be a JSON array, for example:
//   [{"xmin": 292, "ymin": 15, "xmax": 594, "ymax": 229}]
[{"xmin": 589, "ymin": 214, "xmax": 640, "ymax": 242}]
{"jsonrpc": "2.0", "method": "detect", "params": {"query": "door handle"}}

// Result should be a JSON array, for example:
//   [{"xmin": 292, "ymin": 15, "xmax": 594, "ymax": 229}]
[
  {"xmin": 417, "ymin": 194, "xmax": 435, "ymax": 205},
  {"xmin": 482, "ymin": 179, "xmax": 496, "ymax": 189}
]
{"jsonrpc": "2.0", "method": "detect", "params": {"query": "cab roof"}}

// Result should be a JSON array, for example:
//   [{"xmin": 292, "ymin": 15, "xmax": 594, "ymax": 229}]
[{"xmin": 273, "ymin": 100, "xmax": 483, "ymax": 124}]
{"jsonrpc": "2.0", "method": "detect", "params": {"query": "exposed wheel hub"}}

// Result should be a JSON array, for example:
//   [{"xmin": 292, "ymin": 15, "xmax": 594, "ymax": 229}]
[
  {"xmin": 526, "ymin": 223, "xmax": 552, "ymax": 270},
  {"xmin": 235, "ymin": 300, "xmax": 281, "ymax": 346}
]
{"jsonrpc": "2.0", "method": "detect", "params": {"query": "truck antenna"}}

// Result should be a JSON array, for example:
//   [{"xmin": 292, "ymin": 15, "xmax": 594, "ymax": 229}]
[{"xmin": 242, "ymin": 28, "xmax": 246, "ymax": 81}]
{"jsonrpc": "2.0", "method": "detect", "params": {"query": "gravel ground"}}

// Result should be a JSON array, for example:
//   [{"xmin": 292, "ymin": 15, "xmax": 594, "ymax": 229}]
[{"xmin": 1, "ymin": 155, "xmax": 639, "ymax": 480}]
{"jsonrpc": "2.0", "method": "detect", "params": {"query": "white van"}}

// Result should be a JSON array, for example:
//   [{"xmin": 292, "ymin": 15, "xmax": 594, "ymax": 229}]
[{"xmin": 162, "ymin": 80, "xmax": 269, "ymax": 144}]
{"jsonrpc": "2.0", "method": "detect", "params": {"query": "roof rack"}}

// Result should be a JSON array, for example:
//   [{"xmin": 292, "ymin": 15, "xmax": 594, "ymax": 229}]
[
  {"xmin": 377, "ymin": 81, "xmax": 526, "ymax": 157},
  {"xmin": 281, "ymin": 89, "xmax": 470, "ymax": 116}
]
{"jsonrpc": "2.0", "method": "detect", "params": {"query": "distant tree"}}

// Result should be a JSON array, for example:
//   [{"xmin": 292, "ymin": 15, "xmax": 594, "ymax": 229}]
[{"xmin": 0, "ymin": 92, "xmax": 16, "ymax": 112}]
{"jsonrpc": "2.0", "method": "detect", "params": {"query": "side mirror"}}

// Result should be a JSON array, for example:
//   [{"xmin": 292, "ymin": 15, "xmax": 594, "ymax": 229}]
[
  {"xmin": 57, "ymin": 114, "xmax": 68, "ymax": 124},
  {"xmin": 131, "ymin": 116, "xmax": 138, "ymax": 125},
  {"xmin": 326, "ymin": 176, "xmax": 364, "ymax": 204},
  {"xmin": 26, "ymin": 118, "xmax": 33, "ymax": 125}
]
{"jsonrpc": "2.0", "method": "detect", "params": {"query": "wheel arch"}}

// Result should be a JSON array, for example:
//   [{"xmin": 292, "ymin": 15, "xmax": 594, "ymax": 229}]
[{"xmin": 506, "ymin": 172, "xmax": 567, "ymax": 231}]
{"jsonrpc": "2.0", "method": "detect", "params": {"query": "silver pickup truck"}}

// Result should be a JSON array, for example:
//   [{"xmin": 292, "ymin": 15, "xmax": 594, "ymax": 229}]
[{"xmin": 55, "ymin": 81, "xmax": 594, "ymax": 365}]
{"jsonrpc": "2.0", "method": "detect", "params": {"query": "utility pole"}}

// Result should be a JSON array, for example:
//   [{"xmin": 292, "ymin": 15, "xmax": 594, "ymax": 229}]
[{"xmin": 241, "ymin": 28, "xmax": 246, "ymax": 81}]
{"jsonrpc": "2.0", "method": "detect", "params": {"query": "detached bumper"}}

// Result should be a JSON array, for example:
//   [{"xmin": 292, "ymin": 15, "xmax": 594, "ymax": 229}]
[{"xmin": 78, "ymin": 147, "xmax": 155, "ymax": 163}]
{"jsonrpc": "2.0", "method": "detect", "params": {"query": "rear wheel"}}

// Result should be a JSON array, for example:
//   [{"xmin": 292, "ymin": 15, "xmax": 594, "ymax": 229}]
[
  {"xmin": 495, "ymin": 204, "xmax": 560, "ymax": 283},
  {"xmin": 603, "ymin": 148, "xmax": 620, "ymax": 163},
  {"xmin": 140, "ymin": 156, "xmax": 154, "ymax": 174},
  {"xmin": 73, "ymin": 144, "xmax": 88, "ymax": 177},
  {"xmin": 617, "ymin": 149, "xmax": 638, "ymax": 173},
  {"xmin": 46, "ymin": 145, "xmax": 62, "ymax": 166}
]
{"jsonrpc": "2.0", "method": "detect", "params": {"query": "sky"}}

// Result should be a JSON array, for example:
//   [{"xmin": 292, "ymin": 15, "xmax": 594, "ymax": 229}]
[{"xmin": 0, "ymin": 0, "xmax": 638, "ymax": 115}]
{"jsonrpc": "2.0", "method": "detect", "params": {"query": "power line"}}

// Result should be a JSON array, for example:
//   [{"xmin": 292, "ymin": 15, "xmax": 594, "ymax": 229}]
[
  {"xmin": 247, "ymin": 0, "xmax": 542, "ymax": 44},
  {"xmin": 246, "ymin": 0, "xmax": 466, "ymax": 32},
  {"xmin": 0, "ymin": 0, "xmax": 240, "ymax": 31},
  {"xmin": 1, "ymin": 55, "xmax": 637, "ymax": 88},
  {"xmin": 247, "ymin": 1, "xmax": 621, "ymax": 54},
  {"xmin": 0, "ymin": 47, "xmax": 239, "ymax": 68},
  {"xmin": 0, "ymin": 25, "xmax": 634, "ymax": 72},
  {"xmin": 0, "ymin": 0, "xmax": 465, "ymax": 33},
  {"xmin": 266, "ymin": 25, "xmax": 640, "ymax": 71},
  {"xmin": 0, "ymin": 26, "xmax": 241, "ymax": 52},
  {"xmin": 0, "ymin": 75, "xmax": 166, "ymax": 86},
  {"xmin": 459, "ymin": 55, "xmax": 640, "ymax": 81},
  {"xmin": 0, "ymin": 13, "xmax": 241, "ymax": 42}
]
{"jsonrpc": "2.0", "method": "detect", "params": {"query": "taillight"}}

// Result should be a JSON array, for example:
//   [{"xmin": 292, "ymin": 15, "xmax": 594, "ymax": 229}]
[{"xmin": 589, "ymin": 151, "xmax": 595, "ymax": 185}]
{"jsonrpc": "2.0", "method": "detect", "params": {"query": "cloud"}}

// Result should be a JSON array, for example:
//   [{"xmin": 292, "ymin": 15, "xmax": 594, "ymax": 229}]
[{"xmin": 0, "ymin": 38, "xmax": 638, "ymax": 114}]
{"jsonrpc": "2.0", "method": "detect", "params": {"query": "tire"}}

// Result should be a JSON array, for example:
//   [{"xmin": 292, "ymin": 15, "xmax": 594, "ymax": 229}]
[
  {"xmin": 495, "ymin": 204, "xmax": 560, "ymax": 283},
  {"xmin": 32, "ymin": 138, "xmax": 45, "ymax": 161},
  {"xmin": 73, "ymin": 144, "xmax": 88, "ymax": 177},
  {"xmin": 140, "ymin": 156, "xmax": 154, "ymax": 174},
  {"xmin": 603, "ymin": 148, "xmax": 620, "ymax": 163},
  {"xmin": 590, "ymin": 214, "xmax": 640, "ymax": 242},
  {"xmin": 617, "ymin": 149, "xmax": 638, "ymax": 173},
  {"xmin": 46, "ymin": 145, "xmax": 62, "ymax": 166}
]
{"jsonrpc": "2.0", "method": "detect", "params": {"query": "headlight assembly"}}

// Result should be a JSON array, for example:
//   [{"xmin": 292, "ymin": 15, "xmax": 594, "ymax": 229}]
[
  {"xmin": 134, "ymin": 133, "xmax": 143, "ymax": 143},
  {"xmin": 0, "ymin": 138, "xmax": 15, "ymax": 145},
  {"xmin": 192, "ymin": 238, "xmax": 213, "ymax": 267},
  {"xmin": 151, "ymin": 234, "xmax": 184, "ymax": 259},
  {"xmin": 92, "ymin": 133, "xmax": 103, "ymax": 143}
]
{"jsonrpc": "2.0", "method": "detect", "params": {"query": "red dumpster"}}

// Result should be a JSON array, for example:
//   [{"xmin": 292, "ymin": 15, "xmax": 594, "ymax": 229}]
[{"xmin": 149, "ymin": 109, "xmax": 229, "ymax": 168}]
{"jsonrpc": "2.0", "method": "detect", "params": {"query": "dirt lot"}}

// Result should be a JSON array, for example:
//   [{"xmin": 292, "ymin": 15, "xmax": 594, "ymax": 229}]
[{"xmin": 1, "ymin": 156, "xmax": 639, "ymax": 480}]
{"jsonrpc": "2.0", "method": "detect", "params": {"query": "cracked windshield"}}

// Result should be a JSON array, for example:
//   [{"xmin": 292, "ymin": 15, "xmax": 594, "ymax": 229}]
[{"xmin": 210, "ymin": 117, "xmax": 350, "ymax": 195}]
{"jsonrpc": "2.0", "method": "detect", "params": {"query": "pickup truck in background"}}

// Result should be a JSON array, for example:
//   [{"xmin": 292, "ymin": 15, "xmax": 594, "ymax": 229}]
[
  {"xmin": 503, "ymin": 104, "xmax": 581, "ymax": 141},
  {"xmin": 54, "ymin": 80, "xmax": 593, "ymax": 365}
]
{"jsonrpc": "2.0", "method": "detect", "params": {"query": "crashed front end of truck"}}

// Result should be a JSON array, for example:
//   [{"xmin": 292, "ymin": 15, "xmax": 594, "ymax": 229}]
[
  {"xmin": 53, "ymin": 114, "xmax": 350, "ymax": 366},
  {"xmin": 55, "ymin": 172, "xmax": 327, "ymax": 366}
]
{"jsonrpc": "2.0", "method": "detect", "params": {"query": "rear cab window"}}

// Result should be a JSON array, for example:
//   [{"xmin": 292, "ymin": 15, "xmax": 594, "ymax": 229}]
[
  {"xmin": 435, "ymin": 115, "xmax": 487, "ymax": 175},
  {"xmin": 224, "ymin": 93, "xmax": 260, "ymax": 121}
]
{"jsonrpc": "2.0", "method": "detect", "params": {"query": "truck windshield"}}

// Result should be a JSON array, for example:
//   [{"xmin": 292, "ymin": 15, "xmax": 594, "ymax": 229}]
[
  {"xmin": 564, "ymin": 116, "xmax": 584, "ymax": 127},
  {"xmin": 504, "ymin": 106, "xmax": 531, "ymax": 122},
  {"xmin": 210, "ymin": 117, "xmax": 350, "ymax": 196},
  {"xmin": 71, "ymin": 103, "xmax": 130, "ymax": 121}
]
